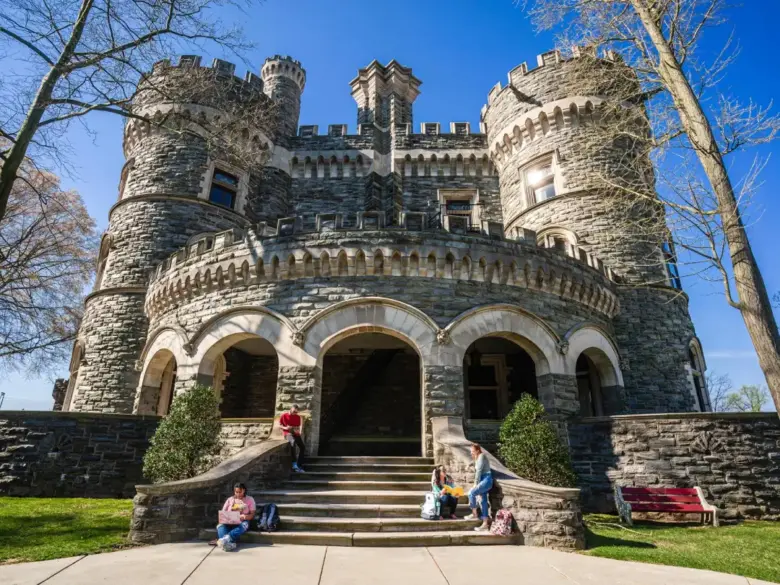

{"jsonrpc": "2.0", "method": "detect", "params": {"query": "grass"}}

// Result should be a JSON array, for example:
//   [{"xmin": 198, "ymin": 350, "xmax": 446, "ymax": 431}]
[
  {"xmin": 0, "ymin": 497, "xmax": 135, "ymax": 564},
  {"xmin": 584, "ymin": 514, "xmax": 780, "ymax": 583}
]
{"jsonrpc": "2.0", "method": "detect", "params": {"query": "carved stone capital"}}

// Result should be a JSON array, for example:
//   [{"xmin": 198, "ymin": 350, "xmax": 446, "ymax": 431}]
[
  {"xmin": 436, "ymin": 329, "xmax": 451, "ymax": 345},
  {"xmin": 292, "ymin": 330, "xmax": 305, "ymax": 347},
  {"xmin": 556, "ymin": 340, "xmax": 569, "ymax": 355}
]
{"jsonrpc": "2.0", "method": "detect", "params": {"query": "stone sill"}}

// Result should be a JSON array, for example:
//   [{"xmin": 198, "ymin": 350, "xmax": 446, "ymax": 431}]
[
  {"xmin": 574, "ymin": 411, "xmax": 778, "ymax": 424},
  {"xmin": 0, "ymin": 410, "xmax": 161, "ymax": 422}
]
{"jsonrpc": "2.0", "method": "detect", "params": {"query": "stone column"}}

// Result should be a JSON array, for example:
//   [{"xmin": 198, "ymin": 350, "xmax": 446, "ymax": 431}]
[
  {"xmin": 423, "ymin": 365, "xmax": 465, "ymax": 457},
  {"xmin": 275, "ymin": 364, "xmax": 321, "ymax": 455}
]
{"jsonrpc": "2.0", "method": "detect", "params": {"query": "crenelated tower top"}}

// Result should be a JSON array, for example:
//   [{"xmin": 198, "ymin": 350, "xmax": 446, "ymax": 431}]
[{"xmin": 350, "ymin": 60, "xmax": 421, "ymax": 129}]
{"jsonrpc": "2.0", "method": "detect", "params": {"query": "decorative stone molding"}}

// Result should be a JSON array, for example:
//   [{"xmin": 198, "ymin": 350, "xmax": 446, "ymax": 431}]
[
  {"xmin": 556, "ymin": 340, "xmax": 569, "ymax": 355},
  {"xmin": 292, "ymin": 330, "xmax": 305, "ymax": 347},
  {"xmin": 436, "ymin": 329, "xmax": 451, "ymax": 345}
]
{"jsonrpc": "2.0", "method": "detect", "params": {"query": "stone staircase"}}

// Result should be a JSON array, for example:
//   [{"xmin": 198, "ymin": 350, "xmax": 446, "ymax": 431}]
[{"xmin": 200, "ymin": 456, "xmax": 521, "ymax": 546}]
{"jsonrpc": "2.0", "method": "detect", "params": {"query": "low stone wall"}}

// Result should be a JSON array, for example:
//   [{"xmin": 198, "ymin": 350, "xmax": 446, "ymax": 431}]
[
  {"xmin": 219, "ymin": 419, "xmax": 273, "ymax": 457},
  {"xmin": 432, "ymin": 416, "xmax": 584, "ymax": 549},
  {"xmin": 465, "ymin": 420, "xmax": 500, "ymax": 450},
  {"xmin": 0, "ymin": 411, "xmax": 159, "ymax": 498},
  {"xmin": 129, "ymin": 439, "xmax": 290, "ymax": 543},
  {"xmin": 568, "ymin": 412, "xmax": 780, "ymax": 520}
]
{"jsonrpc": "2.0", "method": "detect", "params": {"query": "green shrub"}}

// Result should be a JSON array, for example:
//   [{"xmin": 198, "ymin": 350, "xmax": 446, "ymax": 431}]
[
  {"xmin": 498, "ymin": 394, "xmax": 578, "ymax": 488},
  {"xmin": 143, "ymin": 383, "xmax": 223, "ymax": 483}
]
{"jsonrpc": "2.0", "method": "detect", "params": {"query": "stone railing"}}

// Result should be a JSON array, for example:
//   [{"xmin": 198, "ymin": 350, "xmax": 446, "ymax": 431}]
[
  {"xmin": 129, "ymin": 438, "xmax": 289, "ymax": 544},
  {"xmin": 145, "ymin": 228, "xmax": 619, "ymax": 319},
  {"xmin": 0, "ymin": 411, "xmax": 159, "ymax": 498},
  {"xmin": 568, "ymin": 412, "xmax": 780, "ymax": 521},
  {"xmin": 432, "ymin": 417, "xmax": 584, "ymax": 549}
]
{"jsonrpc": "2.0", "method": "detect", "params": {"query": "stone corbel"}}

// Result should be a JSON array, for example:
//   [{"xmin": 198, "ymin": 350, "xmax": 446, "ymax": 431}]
[
  {"xmin": 556, "ymin": 340, "xmax": 569, "ymax": 355},
  {"xmin": 436, "ymin": 329, "xmax": 451, "ymax": 345},
  {"xmin": 292, "ymin": 330, "xmax": 305, "ymax": 347}
]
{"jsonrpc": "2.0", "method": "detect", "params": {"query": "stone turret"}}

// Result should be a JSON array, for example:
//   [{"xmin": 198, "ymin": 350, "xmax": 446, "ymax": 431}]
[
  {"xmin": 350, "ymin": 60, "xmax": 421, "ymax": 130},
  {"xmin": 261, "ymin": 55, "xmax": 306, "ymax": 137}
]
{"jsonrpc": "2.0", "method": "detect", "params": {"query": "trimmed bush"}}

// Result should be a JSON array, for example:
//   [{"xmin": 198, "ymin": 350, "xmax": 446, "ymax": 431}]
[
  {"xmin": 498, "ymin": 394, "xmax": 578, "ymax": 488},
  {"xmin": 142, "ymin": 384, "xmax": 223, "ymax": 483}
]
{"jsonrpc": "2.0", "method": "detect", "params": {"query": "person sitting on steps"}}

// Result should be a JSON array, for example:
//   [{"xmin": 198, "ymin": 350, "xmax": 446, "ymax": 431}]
[
  {"xmin": 431, "ymin": 465, "xmax": 458, "ymax": 519},
  {"xmin": 464, "ymin": 443, "xmax": 493, "ymax": 531},
  {"xmin": 279, "ymin": 404, "xmax": 306, "ymax": 473},
  {"xmin": 211, "ymin": 482, "xmax": 256, "ymax": 551}
]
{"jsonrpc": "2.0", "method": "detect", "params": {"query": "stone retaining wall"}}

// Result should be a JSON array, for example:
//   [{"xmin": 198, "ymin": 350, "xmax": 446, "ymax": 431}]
[
  {"xmin": 433, "ymin": 416, "xmax": 584, "ymax": 549},
  {"xmin": 0, "ymin": 412, "xmax": 159, "ymax": 498},
  {"xmin": 568, "ymin": 412, "xmax": 780, "ymax": 520},
  {"xmin": 219, "ymin": 420, "xmax": 273, "ymax": 457}
]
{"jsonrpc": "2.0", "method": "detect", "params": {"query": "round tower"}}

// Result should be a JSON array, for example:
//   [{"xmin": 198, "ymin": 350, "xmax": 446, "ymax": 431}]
[
  {"xmin": 483, "ymin": 49, "xmax": 700, "ymax": 413},
  {"xmin": 68, "ymin": 55, "xmax": 276, "ymax": 413},
  {"xmin": 261, "ymin": 55, "xmax": 306, "ymax": 137}
]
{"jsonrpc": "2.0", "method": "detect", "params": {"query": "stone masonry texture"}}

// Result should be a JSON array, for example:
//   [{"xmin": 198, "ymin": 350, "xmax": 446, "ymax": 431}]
[
  {"xmin": 568, "ymin": 413, "xmax": 780, "ymax": 520},
  {"xmin": 0, "ymin": 412, "xmax": 159, "ymax": 498}
]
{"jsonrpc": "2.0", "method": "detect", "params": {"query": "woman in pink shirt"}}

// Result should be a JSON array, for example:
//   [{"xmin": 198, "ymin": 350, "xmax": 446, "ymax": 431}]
[{"xmin": 211, "ymin": 482, "xmax": 256, "ymax": 551}]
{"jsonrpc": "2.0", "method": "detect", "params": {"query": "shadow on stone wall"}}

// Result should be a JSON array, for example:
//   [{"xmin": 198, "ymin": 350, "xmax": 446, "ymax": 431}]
[{"xmin": 568, "ymin": 412, "xmax": 780, "ymax": 521}]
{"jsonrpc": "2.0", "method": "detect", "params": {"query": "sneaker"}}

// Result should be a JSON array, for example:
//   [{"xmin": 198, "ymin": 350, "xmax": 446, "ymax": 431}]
[
  {"xmin": 223, "ymin": 541, "xmax": 237, "ymax": 552},
  {"xmin": 463, "ymin": 514, "xmax": 477, "ymax": 520},
  {"xmin": 292, "ymin": 463, "xmax": 300, "ymax": 472},
  {"xmin": 474, "ymin": 522, "xmax": 491, "ymax": 532},
  {"xmin": 217, "ymin": 536, "xmax": 230, "ymax": 549}
]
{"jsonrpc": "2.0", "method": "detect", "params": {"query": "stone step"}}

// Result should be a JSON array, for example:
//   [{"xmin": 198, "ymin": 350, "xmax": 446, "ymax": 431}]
[
  {"xmin": 278, "ymin": 516, "xmax": 480, "ymax": 532},
  {"xmin": 305, "ymin": 463, "xmax": 435, "ymax": 474},
  {"xmin": 252, "ymin": 489, "xmax": 426, "ymax": 505},
  {"xmin": 254, "ymin": 502, "xmax": 423, "ymax": 518},
  {"xmin": 307, "ymin": 456, "xmax": 434, "ymax": 466},
  {"xmin": 292, "ymin": 471, "xmax": 431, "ymax": 482},
  {"xmin": 281, "ymin": 479, "xmax": 430, "ymax": 491},
  {"xmin": 200, "ymin": 529, "xmax": 521, "ymax": 547}
]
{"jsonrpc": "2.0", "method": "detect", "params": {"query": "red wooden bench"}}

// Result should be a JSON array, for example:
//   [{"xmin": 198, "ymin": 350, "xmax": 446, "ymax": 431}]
[{"xmin": 614, "ymin": 486, "xmax": 719, "ymax": 527}]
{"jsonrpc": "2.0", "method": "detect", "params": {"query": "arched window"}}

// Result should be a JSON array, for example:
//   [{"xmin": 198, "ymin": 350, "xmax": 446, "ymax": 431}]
[{"xmin": 688, "ymin": 341, "xmax": 709, "ymax": 411}]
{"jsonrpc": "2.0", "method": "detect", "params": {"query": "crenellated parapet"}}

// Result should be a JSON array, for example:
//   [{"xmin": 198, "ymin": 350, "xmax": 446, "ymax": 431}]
[{"xmin": 144, "ymin": 226, "xmax": 620, "ymax": 320}]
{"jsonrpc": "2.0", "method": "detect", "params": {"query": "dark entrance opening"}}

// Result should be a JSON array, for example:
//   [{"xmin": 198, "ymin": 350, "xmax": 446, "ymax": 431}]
[
  {"xmin": 217, "ymin": 337, "xmax": 278, "ymax": 418},
  {"xmin": 320, "ymin": 333, "xmax": 421, "ymax": 456}
]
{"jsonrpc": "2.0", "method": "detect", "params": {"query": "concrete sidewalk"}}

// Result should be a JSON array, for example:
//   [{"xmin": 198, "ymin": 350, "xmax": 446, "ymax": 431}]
[{"xmin": 1, "ymin": 543, "xmax": 774, "ymax": 585}]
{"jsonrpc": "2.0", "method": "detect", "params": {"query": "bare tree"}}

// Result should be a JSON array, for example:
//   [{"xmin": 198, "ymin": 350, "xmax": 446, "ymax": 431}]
[
  {"xmin": 0, "ymin": 0, "xmax": 272, "ymax": 222},
  {"xmin": 521, "ymin": 0, "xmax": 780, "ymax": 412},
  {"xmin": 0, "ymin": 162, "xmax": 98, "ymax": 371},
  {"xmin": 705, "ymin": 370, "xmax": 732, "ymax": 412},
  {"xmin": 724, "ymin": 384, "xmax": 770, "ymax": 413}
]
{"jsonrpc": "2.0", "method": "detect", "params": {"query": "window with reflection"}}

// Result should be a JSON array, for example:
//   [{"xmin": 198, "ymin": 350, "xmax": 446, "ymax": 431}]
[{"xmin": 209, "ymin": 169, "xmax": 239, "ymax": 209}]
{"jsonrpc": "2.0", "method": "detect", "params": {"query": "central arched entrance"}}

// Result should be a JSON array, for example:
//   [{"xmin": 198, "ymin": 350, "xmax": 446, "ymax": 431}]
[{"xmin": 319, "ymin": 332, "xmax": 422, "ymax": 456}]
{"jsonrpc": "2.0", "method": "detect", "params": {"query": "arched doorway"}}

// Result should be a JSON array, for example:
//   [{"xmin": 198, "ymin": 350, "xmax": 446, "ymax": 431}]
[
  {"xmin": 319, "ymin": 332, "xmax": 422, "ymax": 456},
  {"xmin": 463, "ymin": 336, "xmax": 538, "ymax": 421},
  {"xmin": 576, "ymin": 354, "xmax": 603, "ymax": 417},
  {"xmin": 199, "ymin": 335, "xmax": 279, "ymax": 418},
  {"xmin": 137, "ymin": 350, "xmax": 177, "ymax": 416}
]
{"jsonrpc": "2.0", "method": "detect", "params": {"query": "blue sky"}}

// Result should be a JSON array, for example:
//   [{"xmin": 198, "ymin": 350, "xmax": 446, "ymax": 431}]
[{"xmin": 2, "ymin": 0, "xmax": 779, "ymax": 410}]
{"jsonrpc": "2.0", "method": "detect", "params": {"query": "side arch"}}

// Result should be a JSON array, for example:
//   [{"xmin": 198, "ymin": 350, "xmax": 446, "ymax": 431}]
[{"xmin": 563, "ymin": 324, "xmax": 623, "ymax": 386}]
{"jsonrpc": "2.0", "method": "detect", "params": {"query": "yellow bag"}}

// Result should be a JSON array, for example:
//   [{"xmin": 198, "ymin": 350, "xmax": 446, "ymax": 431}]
[{"xmin": 442, "ymin": 485, "xmax": 464, "ymax": 498}]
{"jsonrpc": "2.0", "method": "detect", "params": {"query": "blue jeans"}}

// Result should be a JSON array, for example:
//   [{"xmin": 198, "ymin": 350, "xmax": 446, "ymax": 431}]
[
  {"xmin": 217, "ymin": 521, "xmax": 249, "ymax": 543},
  {"xmin": 468, "ymin": 474, "xmax": 493, "ymax": 520},
  {"xmin": 439, "ymin": 494, "xmax": 458, "ymax": 517}
]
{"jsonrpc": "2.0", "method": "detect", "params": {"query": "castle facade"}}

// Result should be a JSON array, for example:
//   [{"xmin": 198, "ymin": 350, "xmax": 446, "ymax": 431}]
[{"xmin": 62, "ymin": 51, "xmax": 710, "ymax": 456}]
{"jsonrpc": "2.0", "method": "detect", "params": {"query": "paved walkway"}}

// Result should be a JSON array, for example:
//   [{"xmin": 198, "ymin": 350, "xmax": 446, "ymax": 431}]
[{"xmin": 1, "ymin": 543, "xmax": 773, "ymax": 585}]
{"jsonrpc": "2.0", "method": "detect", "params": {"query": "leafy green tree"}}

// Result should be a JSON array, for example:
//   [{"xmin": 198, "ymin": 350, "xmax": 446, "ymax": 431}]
[
  {"xmin": 724, "ymin": 385, "xmax": 770, "ymax": 413},
  {"xmin": 143, "ymin": 383, "xmax": 223, "ymax": 483},
  {"xmin": 498, "ymin": 394, "xmax": 578, "ymax": 488}
]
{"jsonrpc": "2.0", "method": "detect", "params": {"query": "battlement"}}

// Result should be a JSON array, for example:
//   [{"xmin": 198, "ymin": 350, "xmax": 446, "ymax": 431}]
[
  {"xmin": 262, "ymin": 55, "xmax": 306, "ymax": 92},
  {"xmin": 294, "ymin": 122, "xmax": 485, "ymax": 137},
  {"xmin": 149, "ymin": 55, "xmax": 264, "ymax": 92},
  {"xmin": 484, "ymin": 47, "xmax": 623, "ymax": 108}
]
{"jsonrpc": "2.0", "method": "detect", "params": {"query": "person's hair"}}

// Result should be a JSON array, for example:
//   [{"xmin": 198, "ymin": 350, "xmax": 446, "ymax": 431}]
[
  {"xmin": 471, "ymin": 443, "xmax": 483, "ymax": 454},
  {"xmin": 233, "ymin": 482, "xmax": 247, "ymax": 493},
  {"xmin": 433, "ymin": 465, "xmax": 445, "ymax": 488},
  {"xmin": 291, "ymin": 404, "xmax": 300, "ymax": 410}
]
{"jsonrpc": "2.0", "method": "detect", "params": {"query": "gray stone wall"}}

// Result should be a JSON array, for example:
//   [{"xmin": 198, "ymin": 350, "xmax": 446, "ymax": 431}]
[
  {"xmin": 0, "ymin": 412, "xmax": 159, "ymax": 498},
  {"xmin": 219, "ymin": 421, "xmax": 273, "ymax": 457},
  {"xmin": 72, "ymin": 292, "xmax": 148, "ymax": 413},
  {"xmin": 568, "ymin": 413, "xmax": 780, "ymax": 520}
]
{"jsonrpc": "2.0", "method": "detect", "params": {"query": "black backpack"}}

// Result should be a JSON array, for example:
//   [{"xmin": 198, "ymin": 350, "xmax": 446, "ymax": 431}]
[{"xmin": 258, "ymin": 503, "xmax": 280, "ymax": 532}]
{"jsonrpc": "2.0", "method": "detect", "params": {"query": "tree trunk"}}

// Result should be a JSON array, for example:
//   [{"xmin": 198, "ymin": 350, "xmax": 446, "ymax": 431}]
[
  {"xmin": 0, "ymin": 0, "xmax": 94, "ymax": 221},
  {"xmin": 631, "ymin": 0, "xmax": 780, "ymax": 413}
]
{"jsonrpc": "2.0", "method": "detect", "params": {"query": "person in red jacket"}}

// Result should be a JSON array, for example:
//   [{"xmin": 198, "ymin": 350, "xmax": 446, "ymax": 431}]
[{"xmin": 279, "ymin": 404, "xmax": 305, "ymax": 472}]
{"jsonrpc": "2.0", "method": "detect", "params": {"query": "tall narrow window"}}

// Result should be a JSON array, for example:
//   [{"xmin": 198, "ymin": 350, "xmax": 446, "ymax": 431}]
[
  {"xmin": 662, "ymin": 240, "xmax": 682, "ymax": 290},
  {"xmin": 688, "ymin": 346, "xmax": 708, "ymax": 412},
  {"xmin": 209, "ymin": 169, "xmax": 239, "ymax": 209},
  {"xmin": 525, "ymin": 160, "xmax": 556, "ymax": 203}
]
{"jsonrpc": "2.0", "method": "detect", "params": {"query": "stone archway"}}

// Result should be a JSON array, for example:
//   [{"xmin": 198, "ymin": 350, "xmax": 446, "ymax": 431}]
[
  {"xmin": 564, "ymin": 325, "xmax": 624, "ymax": 415},
  {"xmin": 136, "ymin": 349, "xmax": 177, "ymax": 416}
]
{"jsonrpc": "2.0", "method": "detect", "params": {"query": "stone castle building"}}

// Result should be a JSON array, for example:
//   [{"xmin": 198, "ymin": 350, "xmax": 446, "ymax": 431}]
[{"xmin": 61, "ymin": 50, "xmax": 711, "ymax": 457}]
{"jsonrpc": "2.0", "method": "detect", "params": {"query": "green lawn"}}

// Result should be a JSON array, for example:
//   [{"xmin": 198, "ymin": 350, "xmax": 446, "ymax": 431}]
[
  {"xmin": 0, "ymin": 497, "xmax": 135, "ymax": 564},
  {"xmin": 584, "ymin": 514, "xmax": 780, "ymax": 583}
]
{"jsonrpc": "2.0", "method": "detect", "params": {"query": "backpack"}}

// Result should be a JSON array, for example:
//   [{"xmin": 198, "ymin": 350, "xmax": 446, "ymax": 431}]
[
  {"xmin": 420, "ymin": 493, "xmax": 440, "ymax": 520},
  {"xmin": 258, "ymin": 503, "xmax": 280, "ymax": 532},
  {"xmin": 490, "ymin": 509, "xmax": 514, "ymax": 536}
]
